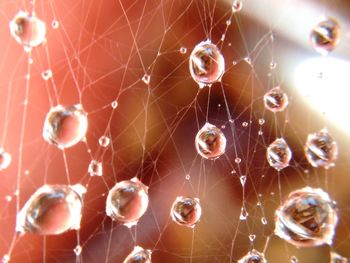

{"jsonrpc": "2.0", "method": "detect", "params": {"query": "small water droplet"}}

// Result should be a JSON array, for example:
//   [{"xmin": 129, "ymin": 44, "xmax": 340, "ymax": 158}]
[
  {"xmin": 41, "ymin": 70, "xmax": 52, "ymax": 80},
  {"xmin": 290, "ymin": 256, "xmax": 298, "ymax": 263},
  {"xmin": 249, "ymin": 234, "xmax": 256, "ymax": 242},
  {"xmin": 258, "ymin": 118, "xmax": 265, "ymax": 125},
  {"xmin": 240, "ymin": 175, "xmax": 246, "ymax": 186},
  {"xmin": 180, "ymin": 47, "xmax": 187, "ymax": 54},
  {"xmin": 270, "ymin": 61, "xmax": 277, "ymax": 69},
  {"xmin": 74, "ymin": 245, "xmax": 82, "ymax": 256},
  {"xmin": 142, "ymin": 74, "xmax": 150, "ymax": 85},
  {"xmin": 111, "ymin": 101, "xmax": 118, "ymax": 109},
  {"xmin": 261, "ymin": 217, "xmax": 267, "ymax": 225},
  {"xmin": 235, "ymin": 157, "xmax": 241, "ymax": 164},
  {"xmin": 242, "ymin": 122, "xmax": 248, "ymax": 127},
  {"xmin": 240, "ymin": 207, "xmax": 248, "ymax": 220},
  {"xmin": 51, "ymin": 20, "xmax": 59, "ymax": 29}
]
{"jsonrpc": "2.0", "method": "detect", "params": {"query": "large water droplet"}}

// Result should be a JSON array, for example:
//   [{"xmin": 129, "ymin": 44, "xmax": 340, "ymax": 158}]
[
  {"xmin": 170, "ymin": 196, "xmax": 202, "ymax": 228},
  {"xmin": 106, "ymin": 177, "xmax": 149, "ymax": 227},
  {"xmin": 266, "ymin": 138, "xmax": 292, "ymax": 171},
  {"xmin": 42, "ymin": 104, "xmax": 88, "ymax": 149},
  {"xmin": 195, "ymin": 123, "xmax": 226, "ymax": 160},
  {"xmin": 9, "ymin": 11, "xmax": 46, "ymax": 50},
  {"xmin": 189, "ymin": 40, "xmax": 225, "ymax": 87},
  {"xmin": 16, "ymin": 184, "xmax": 86, "ymax": 235},
  {"xmin": 123, "ymin": 246, "xmax": 152, "ymax": 263},
  {"xmin": 310, "ymin": 17, "xmax": 340, "ymax": 55},
  {"xmin": 274, "ymin": 187, "xmax": 338, "ymax": 247},
  {"xmin": 263, "ymin": 86, "xmax": 288, "ymax": 112},
  {"xmin": 238, "ymin": 249, "xmax": 266, "ymax": 263},
  {"xmin": 304, "ymin": 129, "xmax": 338, "ymax": 169}
]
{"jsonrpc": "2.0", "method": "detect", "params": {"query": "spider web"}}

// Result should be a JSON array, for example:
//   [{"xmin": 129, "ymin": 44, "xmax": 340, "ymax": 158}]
[{"xmin": 1, "ymin": 0, "xmax": 350, "ymax": 262}]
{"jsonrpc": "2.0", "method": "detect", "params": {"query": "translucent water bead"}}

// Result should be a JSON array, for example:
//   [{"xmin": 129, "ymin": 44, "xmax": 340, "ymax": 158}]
[
  {"xmin": 170, "ymin": 196, "xmax": 202, "ymax": 228},
  {"xmin": 274, "ymin": 187, "xmax": 338, "ymax": 247},
  {"xmin": 106, "ymin": 177, "xmax": 149, "ymax": 227},
  {"xmin": 310, "ymin": 17, "xmax": 340, "ymax": 56},
  {"xmin": 189, "ymin": 40, "xmax": 225, "ymax": 88},
  {"xmin": 195, "ymin": 123, "xmax": 226, "ymax": 160},
  {"xmin": 123, "ymin": 246, "xmax": 152, "ymax": 263},
  {"xmin": 16, "ymin": 184, "xmax": 86, "ymax": 235},
  {"xmin": 304, "ymin": 129, "xmax": 338, "ymax": 169},
  {"xmin": 9, "ymin": 11, "xmax": 46, "ymax": 51},
  {"xmin": 43, "ymin": 104, "xmax": 88, "ymax": 149},
  {"xmin": 266, "ymin": 138, "xmax": 292, "ymax": 171}
]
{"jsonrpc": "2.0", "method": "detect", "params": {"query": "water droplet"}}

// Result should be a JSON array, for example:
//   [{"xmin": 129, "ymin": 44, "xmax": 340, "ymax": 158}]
[
  {"xmin": 41, "ymin": 70, "xmax": 52, "ymax": 80},
  {"xmin": 2, "ymin": 254, "xmax": 10, "ymax": 263},
  {"xmin": 226, "ymin": 20, "xmax": 231, "ymax": 26},
  {"xmin": 267, "ymin": 138, "xmax": 292, "ymax": 171},
  {"xmin": 111, "ymin": 100, "xmax": 118, "ymax": 109},
  {"xmin": 240, "ymin": 175, "xmax": 246, "ymax": 186},
  {"xmin": 123, "ymin": 246, "xmax": 152, "ymax": 263},
  {"xmin": 88, "ymin": 160, "xmax": 102, "ymax": 177},
  {"xmin": 261, "ymin": 217, "xmax": 267, "ymax": 225},
  {"xmin": 263, "ymin": 86, "xmax": 289, "ymax": 112},
  {"xmin": 258, "ymin": 118, "xmax": 265, "ymax": 125},
  {"xmin": 171, "ymin": 196, "xmax": 202, "ymax": 228},
  {"xmin": 244, "ymin": 57, "xmax": 251, "ymax": 65},
  {"xmin": 232, "ymin": 0, "xmax": 243, "ymax": 12},
  {"xmin": 142, "ymin": 74, "xmax": 150, "ymax": 85},
  {"xmin": 274, "ymin": 187, "xmax": 338, "ymax": 247},
  {"xmin": 238, "ymin": 249, "xmax": 266, "ymax": 263},
  {"xmin": 5, "ymin": 195, "xmax": 12, "ymax": 202},
  {"xmin": 290, "ymin": 256, "xmax": 298, "ymax": 263},
  {"xmin": 310, "ymin": 17, "xmax": 340, "ymax": 55},
  {"xmin": 195, "ymin": 123, "xmax": 226, "ymax": 160},
  {"xmin": 180, "ymin": 46, "xmax": 187, "ymax": 54},
  {"xmin": 106, "ymin": 177, "xmax": 149, "ymax": 227},
  {"xmin": 304, "ymin": 129, "xmax": 338, "ymax": 169},
  {"xmin": 330, "ymin": 251, "xmax": 348, "ymax": 263},
  {"xmin": 9, "ymin": 11, "xmax": 46, "ymax": 50},
  {"xmin": 185, "ymin": 174, "xmax": 190, "ymax": 180},
  {"xmin": 242, "ymin": 121, "xmax": 248, "ymax": 127},
  {"xmin": 51, "ymin": 20, "xmax": 59, "ymax": 29},
  {"xmin": 258, "ymin": 130, "xmax": 263, "ymax": 136},
  {"xmin": 270, "ymin": 61, "xmax": 277, "ymax": 69},
  {"xmin": 240, "ymin": 207, "xmax": 248, "ymax": 220},
  {"xmin": 249, "ymin": 234, "xmax": 256, "ymax": 242},
  {"xmin": 99, "ymin": 136, "xmax": 110, "ymax": 147},
  {"xmin": 16, "ymin": 184, "xmax": 86, "ymax": 235},
  {"xmin": 43, "ymin": 104, "xmax": 88, "ymax": 149},
  {"xmin": 235, "ymin": 157, "xmax": 242, "ymax": 164},
  {"xmin": 189, "ymin": 40, "xmax": 225, "ymax": 87},
  {"xmin": 74, "ymin": 245, "xmax": 82, "ymax": 256},
  {"xmin": 0, "ymin": 149, "xmax": 12, "ymax": 171}
]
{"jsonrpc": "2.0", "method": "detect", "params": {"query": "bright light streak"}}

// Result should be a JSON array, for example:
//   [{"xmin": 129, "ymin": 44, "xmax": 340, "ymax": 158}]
[{"xmin": 294, "ymin": 56, "xmax": 350, "ymax": 132}]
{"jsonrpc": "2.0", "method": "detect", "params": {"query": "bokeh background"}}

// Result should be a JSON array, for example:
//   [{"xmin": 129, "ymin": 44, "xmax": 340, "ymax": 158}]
[{"xmin": 1, "ymin": 0, "xmax": 350, "ymax": 262}]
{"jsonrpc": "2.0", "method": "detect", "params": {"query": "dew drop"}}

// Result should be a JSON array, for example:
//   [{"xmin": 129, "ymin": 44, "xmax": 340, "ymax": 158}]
[
  {"xmin": 180, "ymin": 46, "xmax": 187, "ymax": 54},
  {"xmin": 16, "ymin": 184, "xmax": 86, "ymax": 235},
  {"xmin": 240, "ymin": 175, "xmax": 246, "ymax": 186},
  {"xmin": 99, "ymin": 136, "xmax": 110, "ymax": 147},
  {"xmin": 242, "ymin": 121, "xmax": 248, "ymax": 127},
  {"xmin": 266, "ymin": 138, "xmax": 292, "ymax": 171},
  {"xmin": 106, "ymin": 177, "xmax": 149, "ymax": 227},
  {"xmin": 111, "ymin": 100, "xmax": 118, "ymax": 109},
  {"xmin": 88, "ymin": 160, "xmax": 102, "ymax": 177},
  {"xmin": 51, "ymin": 20, "xmax": 59, "ymax": 29},
  {"xmin": 9, "ymin": 11, "xmax": 46, "ymax": 50},
  {"xmin": 290, "ymin": 256, "xmax": 298, "ymax": 263},
  {"xmin": 142, "ymin": 74, "xmax": 150, "ymax": 85},
  {"xmin": 232, "ymin": 0, "xmax": 243, "ymax": 13},
  {"xmin": 244, "ymin": 57, "xmax": 251, "ymax": 65},
  {"xmin": 310, "ymin": 17, "xmax": 340, "ymax": 55},
  {"xmin": 226, "ymin": 20, "xmax": 231, "ymax": 26},
  {"xmin": 258, "ymin": 118, "xmax": 265, "ymax": 125},
  {"xmin": 195, "ymin": 123, "xmax": 226, "ymax": 160},
  {"xmin": 123, "ymin": 246, "xmax": 152, "ymax": 263},
  {"xmin": 270, "ymin": 61, "xmax": 277, "ymax": 69},
  {"xmin": 249, "ymin": 234, "xmax": 256, "ymax": 242},
  {"xmin": 235, "ymin": 157, "xmax": 242, "ymax": 164},
  {"xmin": 74, "ymin": 245, "xmax": 82, "ymax": 256},
  {"xmin": 261, "ymin": 217, "xmax": 267, "ymax": 225},
  {"xmin": 43, "ymin": 104, "xmax": 88, "ymax": 149},
  {"xmin": 41, "ymin": 70, "xmax": 52, "ymax": 80},
  {"xmin": 274, "ymin": 187, "xmax": 338, "ymax": 247},
  {"xmin": 0, "ymin": 149, "xmax": 12, "ymax": 171},
  {"xmin": 240, "ymin": 207, "xmax": 248, "ymax": 220},
  {"xmin": 238, "ymin": 249, "xmax": 266, "ymax": 263},
  {"xmin": 304, "ymin": 129, "xmax": 338, "ymax": 169},
  {"xmin": 171, "ymin": 196, "xmax": 202, "ymax": 228},
  {"xmin": 185, "ymin": 174, "xmax": 190, "ymax": 180},
  {"xmin": 5, "ymin": 195, "xmax": 12, "ymax": 202},
  {"xmin": 330, "ymin": 251, "xmax": 348, "ymax": 263},
  {"xmin": 1, "ymin": 255, "xmax": 10, "ymax": 263},
  {"xmin": 263, "ymin": 86, "xmax": 289, "ymax": 112},
  {"xmin": 189, "ymin": 40, "xmax": 225, "ymax": 87}
]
